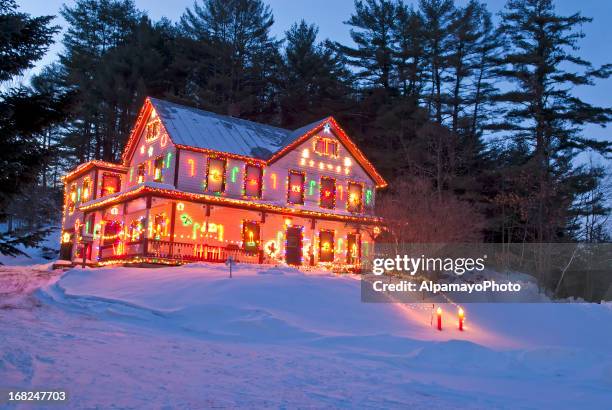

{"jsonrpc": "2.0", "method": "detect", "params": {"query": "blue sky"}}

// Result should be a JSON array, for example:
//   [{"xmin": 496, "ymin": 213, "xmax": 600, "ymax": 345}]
[{"xmin": 18, "ymin": 0, "xmax": 612, "ymax": 147}]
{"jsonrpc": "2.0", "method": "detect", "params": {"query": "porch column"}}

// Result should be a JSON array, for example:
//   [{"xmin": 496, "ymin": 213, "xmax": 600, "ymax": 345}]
[
  {"xmin": 168, "ymin": 201, "xmax": 177, "ymax": 257},
  {"xmin": 142, "ymin": 195, "xmax": 152, "ymax": 257}
]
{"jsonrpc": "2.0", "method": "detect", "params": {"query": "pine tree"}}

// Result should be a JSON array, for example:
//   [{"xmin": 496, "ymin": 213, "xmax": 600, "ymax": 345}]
[
  {"xmin": 179, "ymin": 0, "xmax": 281, "ymax": 120},
  {"xmin": 419, "ymin": 0, "xmax": 455, "ymax": 124},
  {"xmin": 494, "ymin": 0, "xmax": 612, "ymax": 242},
  {"xmin": 0, "ymin": 0, "xmax": 61, "ymax": 257},
  {"xmin": 59, "ymin": 0, "xmax": 143, "ymax": 162},
  {"xmin": 393, "ymin": 3, "xmax": 426, "ymax": 101},
  {"xmin": 279, "ymin": 20, "xmax": 353, "ymax": 128},
  {"xmin": 337, "ymin": 0, "xmax": 398, "ymax": 91}
]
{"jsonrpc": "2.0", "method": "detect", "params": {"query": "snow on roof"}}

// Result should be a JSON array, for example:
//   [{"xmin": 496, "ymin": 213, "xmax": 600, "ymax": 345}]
[{"xmin": 149, "ymin": 98, "xmax": 317, "ymax": 160}]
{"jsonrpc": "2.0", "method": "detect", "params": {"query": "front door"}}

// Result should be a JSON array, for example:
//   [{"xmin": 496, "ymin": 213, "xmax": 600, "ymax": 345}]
[{"xmin": 285, "ymin": 226, "xmax": 303, "ymax": 265}]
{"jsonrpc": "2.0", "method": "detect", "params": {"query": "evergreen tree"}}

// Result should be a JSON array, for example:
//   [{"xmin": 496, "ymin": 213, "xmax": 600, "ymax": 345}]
[
  {"xmin": 419, "ymin": 0, "xmax": 455, "ymax": 124},
  {"xmin": 393, "ymin": 3, "xmax": 426, "ymax": 101},
  {"xmin": 279, "ymin": 20, "xmax": 353, "ymax": 128},
  {"xmin": 0, "ymin": 0, "xmax": 61, "ymax": 257},
  {"xmin": 337, "ymin": 0, "xmax": 398, "ymax": 91},
  {"xmin": 494, "ymin": 0, "xmax": 612, "ymax": 242},
  {"xmin": 179, "ymin": 0, "xmax": 281, "ymax": 120}
]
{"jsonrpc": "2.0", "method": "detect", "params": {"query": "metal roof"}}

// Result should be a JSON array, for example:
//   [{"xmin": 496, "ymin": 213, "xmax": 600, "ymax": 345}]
[{"xmin": 149, "ymin": 98, "xmax": 326, "ymax": 160}]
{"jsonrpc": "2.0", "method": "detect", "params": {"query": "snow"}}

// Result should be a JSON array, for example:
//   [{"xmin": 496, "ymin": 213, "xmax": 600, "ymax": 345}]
[{"xmin": 1, "ymin": 261, "xmax": 612, "ymax": 408}]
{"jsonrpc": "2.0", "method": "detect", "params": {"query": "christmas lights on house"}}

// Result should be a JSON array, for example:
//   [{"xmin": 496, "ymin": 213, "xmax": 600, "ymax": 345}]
[{"xmin": 59, "ymin": 97, "xmax": 385, "ymax": 268}]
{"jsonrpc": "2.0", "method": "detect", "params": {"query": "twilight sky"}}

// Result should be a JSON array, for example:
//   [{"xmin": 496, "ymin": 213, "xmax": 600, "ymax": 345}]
[{"xmin": 17, "ymin": 0, "xmax": 612, "ymax": 146}]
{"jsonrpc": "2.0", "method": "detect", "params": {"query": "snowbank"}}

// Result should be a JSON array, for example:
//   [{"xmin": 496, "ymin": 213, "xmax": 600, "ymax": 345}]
[{"xmin": 1, "ymin": 263, "xmax": 611, "ymax": 408}]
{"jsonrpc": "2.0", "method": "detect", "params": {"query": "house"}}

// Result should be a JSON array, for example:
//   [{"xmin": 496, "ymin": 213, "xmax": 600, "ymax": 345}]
[{"xmin": 60, "ymin": 97, "xmax": 386, "ymax": 269}]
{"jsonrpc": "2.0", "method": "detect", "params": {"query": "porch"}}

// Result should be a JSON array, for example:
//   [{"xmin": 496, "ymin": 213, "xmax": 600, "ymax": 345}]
[{"xmin": 98, "ymin": 239, "xmax": 263, "ymax": 264}]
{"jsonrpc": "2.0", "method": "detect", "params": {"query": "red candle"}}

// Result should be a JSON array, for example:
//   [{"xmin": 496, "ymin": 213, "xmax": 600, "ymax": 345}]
[{"xmin": 436, "ymin": 307, "xmax": 442, "ymax": 331}]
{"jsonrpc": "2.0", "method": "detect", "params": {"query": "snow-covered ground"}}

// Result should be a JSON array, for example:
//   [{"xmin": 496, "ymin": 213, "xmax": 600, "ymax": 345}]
[{"xmin": 1, "ymin": 261, "xmax": 612, "ymax": 409}]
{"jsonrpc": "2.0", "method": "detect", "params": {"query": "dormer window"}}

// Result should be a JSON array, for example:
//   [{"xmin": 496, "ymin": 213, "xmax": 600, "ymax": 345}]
[
  {"xmin": 314, "ymin": 137, "xmax": 338, "ymax": 157},
  {"xmin": 206, "ymin": 157, "xmax": 226, "ymax": 193}
]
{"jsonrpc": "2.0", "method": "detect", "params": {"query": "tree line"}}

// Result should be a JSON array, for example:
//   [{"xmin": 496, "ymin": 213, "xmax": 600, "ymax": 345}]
[{"xmin": 1, "ymin": 0, "xmax": 610, "ymax": 247}]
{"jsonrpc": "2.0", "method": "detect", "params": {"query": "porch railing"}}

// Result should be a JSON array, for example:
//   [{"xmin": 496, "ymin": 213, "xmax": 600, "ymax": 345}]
[{"xmin": 99, "ymin": 239, "xmax": 263, "ymax": 264}]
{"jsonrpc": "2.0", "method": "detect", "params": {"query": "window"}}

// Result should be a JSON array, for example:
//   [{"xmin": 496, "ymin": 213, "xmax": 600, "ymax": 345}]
[
  {"xmin": 82, "ymin": 178, "xmax": 92, "ymax": 201},
  {"xmin": 206, "ymin": 157, "xmax": 226, "ymax": 193},
  {"xmin": 102, "ymin": 220, "xmax": 122, "ymax": 246},
  {"xmin": 151, "ymin": 213, "xmax": 168, "ymax": 240},
  {"xmin": 319, "ymin": 177, "xmax": 336, "ymax": 209},
  {"xmin": 137, "ymin": 164, "xmax": 146, "ymax": 184},
  {"xmin": 287, "ymin": 170, "xmax": 305, "ymax": 205},
  {"xmin": 145, "ymin": 120, "xmax": 160, "ymax": 142},
  {"xmin": 242, "ymin": 221, "xmax": 260, "ymax": 253},
  {"xmin": 347, "ymin": 182, "xmax": 363, "ymax": 213},
  {"xmin": 68, "ymin": 183, "xmax": 77, "ymax": 214},
  {"xmin": 319, "ymin": 230, "xmax": 334, "ymax": 262},
  {"xmin": 244, "ymin": 164, "xmax": 263, "ymax": 198},
  {"xmin": 347, "ymin": 233, "xmax": 360, "ymax": 264},
  {"xmin": 85, "ymin": 214, "xmax": 95, "ymax": 235},
  {"xmin": 101, "ymin": 174, "xmax": 121, "ymax": 196},
  {"xmin": 153, "ymin": 156, "xmax": 164, "ymax": 182},
  {"xmin": 314, "ymin": 137, "xmax": 338, "ymax": 157}
]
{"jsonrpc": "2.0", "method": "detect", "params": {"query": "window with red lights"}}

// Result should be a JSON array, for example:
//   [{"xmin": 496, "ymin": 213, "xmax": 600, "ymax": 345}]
[
  {"xmin": 206, "ymin": 157, "xmax": 226, "ymax": 193},
  {"xmin": 314, "ymin": 137, "xmax": 338, "ymax": 157},
  {"xmin": 244, "ymin": 164, "xmax": 263, "ymax": 198},
  {"xmin": 287, "ymin": 170, "xmax": 305, "ymax": 205},
  {"xmin": 242, "ymin": 221, "xmax": 260, "ymax": 253},
  {"xmin": 153, "ymin": 156, "xmax": 164, "ymax": 182},
  {"xmin": 136, "ymin": 164, "xmax": 146, "ymax": 183},
  {"xmin": 319, "ymin": 230, "xmax": 334, "ymax": 262},
  {"xmin": 347, "ymin": 182, "xmax": 363, "ymax": 213},
  {"xmin": 101, "ymin": 174, "xmax": 121, "ymax": 197},
  {"xmin": 319, "ymin": 177, "xmax": 336, "ymax": 209},
  {"xmin": 102, "ymin": 220, "xmax": 122, "ymax": 246}
]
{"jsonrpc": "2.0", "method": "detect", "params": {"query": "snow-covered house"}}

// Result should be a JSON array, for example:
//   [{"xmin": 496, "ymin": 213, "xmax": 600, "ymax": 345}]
[{"xmin": 60, "ymin": 97, "xmax": 386, "ymax": 268}]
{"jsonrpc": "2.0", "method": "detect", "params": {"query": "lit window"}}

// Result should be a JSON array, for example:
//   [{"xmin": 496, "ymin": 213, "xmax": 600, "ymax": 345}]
[
  {"xmin": 314, "ymin": 137, "xmax": 338, "ymax": 157},
  {"xmin": 347, "ymin": 182, "xmax": 363, "ymax": 213},
  {"xmin": 319, "ymin": 230, "xmax": 334, "ymax": 262},
  {"xmin": 153, "ymin": 156, "xmax": 164, "ymax": 182},
  {"xmin": 244, "ymin": 164, "xmax": 263, "ymax": 198},
  {"xmin": 85, "ymin": 214, "xmax": 95, "ymax": 235},
  {"xmin": 137, "ymin": 164, "xmax": 146, "ymax": 183},
  {"xmin": 145, "ymin": 120, "xmax": 160, "ymax": 142},
  {"xmin": 287, "ymin": 170, "xmax": 305, "ymax": 205},
  {"xmin": 101, "ymin": 174, "xmax": 121, "ymax": 197},
  {"xmin": 206, "ymin": 157, "xmax": 226, "ymax": 193},
  {"xmin": 82, "ymin": 178, "xmax": 92, "ymax": 201},
  {"xmin": 102, "ymin": 220, "xmax": 122, "ymax": 246},
  {"xmin": 242, "ymin": 221, "xmax": 260, "ymax": 253},
  {"xmin": 347, "ymin": 233, "xmax": 360, "ymax": 264},
  {"xmin": 319, "ymin": 177, "xmax": 336, "ymax": 209},
  {"xmin": 68, "ymin": 183, "xmax": 77, "ymax": 214}
]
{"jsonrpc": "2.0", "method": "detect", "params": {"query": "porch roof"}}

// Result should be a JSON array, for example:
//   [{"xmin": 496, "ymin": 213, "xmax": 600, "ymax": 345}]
[{"xmin": 78, "ymin": 182, "xmax": 382, "ymax": 225}]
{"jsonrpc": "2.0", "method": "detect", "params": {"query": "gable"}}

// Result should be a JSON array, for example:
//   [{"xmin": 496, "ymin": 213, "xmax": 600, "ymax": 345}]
[{"xmin": 268, "ymin": 117, "xmax": 387, "ymax": 188}]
